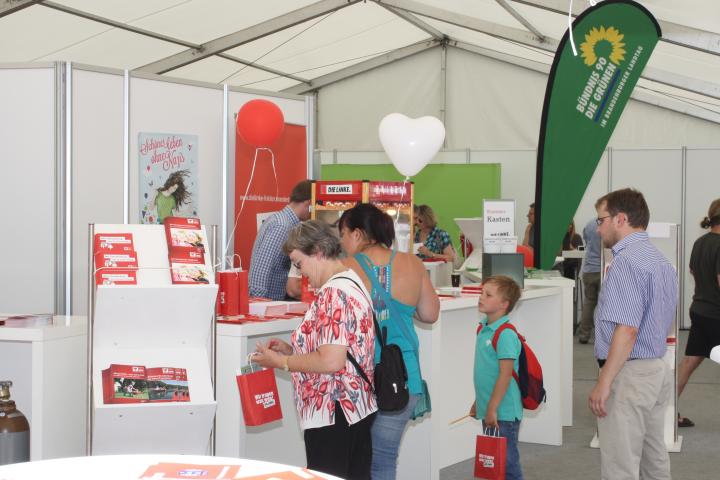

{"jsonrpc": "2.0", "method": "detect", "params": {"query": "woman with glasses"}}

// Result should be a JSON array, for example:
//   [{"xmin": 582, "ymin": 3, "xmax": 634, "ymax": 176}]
[
  {"xmin": 339, "ymin": 203, "xmax": 440, "ymax": 480},
  {"xmin": 252, "ymin": 220, "xmax": 377, "ymax": 480},
  {"xmin": 413, "ymin": 204, "xmax": 457, "ymax": 263}
]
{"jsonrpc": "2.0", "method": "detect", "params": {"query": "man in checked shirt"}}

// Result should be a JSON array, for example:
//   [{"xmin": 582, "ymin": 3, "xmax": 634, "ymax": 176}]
[
  {"xmin": 249, "ymin": 180, "xmax": 312, "ymax": 300},
  {"xmin": 588, "ymin": 188, "xmax": 677, "ymax": 480}
]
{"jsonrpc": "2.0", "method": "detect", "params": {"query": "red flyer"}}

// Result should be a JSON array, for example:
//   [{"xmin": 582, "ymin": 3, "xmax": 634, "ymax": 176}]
[
  {"xmin": 94, "ymin": 252, "xmax": 138, "ymax": 269},
  {"xmin": 102, "ymin": 364, "xmax": 148, "ymax": 404},
  {"xmin": 138, "ymin": 463, "xmax": 241, "ymax": 479},
  {"xmin": 94, "ymin": 233, "xmax": 134, "ymax": 252},
  {"xmin": 164, "ymin": 217, "xmax": 206, "ymax": 251},
  {"xmin": 95, "ymin": 269, "xmax": 137, "ymax": 286}
]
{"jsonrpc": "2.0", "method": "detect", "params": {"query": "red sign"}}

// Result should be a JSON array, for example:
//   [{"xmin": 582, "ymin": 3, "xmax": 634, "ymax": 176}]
[
  {"xmin": 234, "ymin": 124, "xmax": 307, "ymax": 270},
  {"xmin": 315, "ymin": 180, "xmax": 363, "ymax": 202},
  {"xmin": 369, "ymin": 181, "xmax": 412, "ymax": 203}
]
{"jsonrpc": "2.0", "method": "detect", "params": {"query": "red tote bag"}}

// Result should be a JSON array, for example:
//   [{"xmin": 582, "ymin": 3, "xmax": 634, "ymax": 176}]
[
  {"xmin": 236, "ymin": 364, "xmax": 283, "ymax": 426},
  {"xmin": 474, "ymin": 428, "xmax": 507, "ymax": 479}
]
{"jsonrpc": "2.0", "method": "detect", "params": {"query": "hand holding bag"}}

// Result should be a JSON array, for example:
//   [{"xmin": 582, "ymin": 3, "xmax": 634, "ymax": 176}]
[
  {"xmin": 235, "ymin": 357, "xmax": 283, "ymax": 426},
  {"xmin": 474, "ymin": 427, "xmax": 507, "ymax": 480}
]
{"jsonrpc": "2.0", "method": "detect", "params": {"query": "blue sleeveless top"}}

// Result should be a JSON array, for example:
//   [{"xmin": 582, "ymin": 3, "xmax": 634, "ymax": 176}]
[{"xmin": 354, "ymin": 252, "xmax": 423, "ymax": 395}]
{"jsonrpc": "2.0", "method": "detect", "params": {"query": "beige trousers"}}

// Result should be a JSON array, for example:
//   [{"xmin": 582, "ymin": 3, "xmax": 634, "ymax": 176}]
[{"xmin": 598, "ymin": 358, "xmax": 672, "ymax": 480}]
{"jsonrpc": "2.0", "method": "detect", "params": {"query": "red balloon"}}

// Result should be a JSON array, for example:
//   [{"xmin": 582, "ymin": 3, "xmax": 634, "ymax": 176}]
[
  {"xmin": 236, "ymin": 99, "xmax": 285, "ymax": 147},
  {"xmin": 516, "ymin": 244, "xmax": 534, "ymax": 268}
]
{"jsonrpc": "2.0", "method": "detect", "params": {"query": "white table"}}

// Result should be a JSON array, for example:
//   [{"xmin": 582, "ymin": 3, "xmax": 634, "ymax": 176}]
[
  {"xmin": 0, "ymin": 454, "xmax": 341, "ymax": 479},
  {"xmin": 0, "ymin": 315, "xmax": 87, "ymax": 460}
]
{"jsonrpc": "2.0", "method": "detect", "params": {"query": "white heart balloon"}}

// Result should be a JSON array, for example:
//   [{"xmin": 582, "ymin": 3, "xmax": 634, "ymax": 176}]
[{"xmin": 379, "ymin": 113, "xmax": 445, "ymax": 177}]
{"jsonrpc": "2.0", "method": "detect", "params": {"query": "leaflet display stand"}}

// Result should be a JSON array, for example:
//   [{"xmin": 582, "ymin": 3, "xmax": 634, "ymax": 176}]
[{"xmin": 88, "ymin": 224, "xmax": 218, "ymax": 455}]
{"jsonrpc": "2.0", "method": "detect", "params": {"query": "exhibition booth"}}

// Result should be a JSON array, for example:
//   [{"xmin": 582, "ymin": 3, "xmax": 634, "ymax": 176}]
[{"xmin": 0, "ymin": 46, "xmax": 715, "ymax": 478}]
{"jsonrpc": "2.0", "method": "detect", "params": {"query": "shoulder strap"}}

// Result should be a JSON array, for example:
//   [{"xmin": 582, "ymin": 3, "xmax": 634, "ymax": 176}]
[
  {"xmin": 491, "ymin": 322, "xmax": 521, "ymax": 385},
  {"xmin": 353, "ymin": 253, "xmax": 419, "ymax": 354},
  {"xmin": 327, "ymin": 274, "xmax": 378, "ymax": 388}
]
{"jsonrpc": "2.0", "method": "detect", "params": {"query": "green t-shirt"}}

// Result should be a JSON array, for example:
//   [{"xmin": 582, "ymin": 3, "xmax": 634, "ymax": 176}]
[
  {"xmin": 473, "ymin": 315, "xmax": 523, "ymax": 422},
  {"xmin": 155, "ymin": 193, "xmax": 176, "ymax": 223}
]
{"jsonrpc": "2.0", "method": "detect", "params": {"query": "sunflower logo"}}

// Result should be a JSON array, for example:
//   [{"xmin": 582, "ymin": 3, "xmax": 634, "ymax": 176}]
[{"xmin": 580, "ymin": 26, "xmax": 626, "ymax": 66}]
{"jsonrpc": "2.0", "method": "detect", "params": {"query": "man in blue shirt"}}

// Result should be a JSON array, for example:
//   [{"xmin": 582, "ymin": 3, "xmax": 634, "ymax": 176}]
[
  {"xmin": 577, "ymin": 218, "xmax": 602, "ymax": 344},
  {"xmin": 249, "ymin": 180, "xmax": 311, "ymax": 300},
  {"xmin": 589, "ymin": 188, "xmax": 677, "ymax": 480}
]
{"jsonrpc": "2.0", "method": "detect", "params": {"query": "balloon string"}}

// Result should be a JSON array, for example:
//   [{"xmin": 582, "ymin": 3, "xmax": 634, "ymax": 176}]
[
  {"xmin": 568, "ymin": 0, "xmax": 578, "ymax": 57},
  {"xmin": 268, "ymin": 148, "xmax": 279, "ymax": 199},
  {"xmin": 221, "ymin": 147, "xmax": 261, "ymax": 270},
  {"xmin": 396, "ymin": 176, "xmax": 410, "ymax": 223}
]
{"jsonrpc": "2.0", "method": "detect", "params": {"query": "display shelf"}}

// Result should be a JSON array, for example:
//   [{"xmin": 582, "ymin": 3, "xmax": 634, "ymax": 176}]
[{"xmin": 89, "ymin": 223, "xmax": 218, "ymax": 456}]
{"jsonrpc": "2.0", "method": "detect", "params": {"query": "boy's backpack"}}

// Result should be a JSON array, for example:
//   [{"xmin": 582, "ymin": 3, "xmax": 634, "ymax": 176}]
[
  {"xmin": 337, "ymin": 277, "xmax": 409, "ymax": 412},
  {"xmin": 478, "ymin": 322, "xmax": 546, "ymax": 410}
]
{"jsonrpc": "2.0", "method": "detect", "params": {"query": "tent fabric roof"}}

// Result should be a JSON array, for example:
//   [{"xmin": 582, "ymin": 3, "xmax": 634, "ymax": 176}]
[{"xmin": 2, "ymin": 0, "xmax": 719, "ymax": 116}]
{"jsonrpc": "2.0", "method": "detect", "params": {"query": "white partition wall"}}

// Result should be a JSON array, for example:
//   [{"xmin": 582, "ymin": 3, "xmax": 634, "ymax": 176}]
[
  {"xmin": 129, "ymin": 75, "xmax": 225, "ymax": 228},
  {"xmin": 71, "ymin": 66, "xmax": 126, "ymax": 316},
  {"xmin": 0, "ymin": 64, "xmax": 58, "ymax": 313}
]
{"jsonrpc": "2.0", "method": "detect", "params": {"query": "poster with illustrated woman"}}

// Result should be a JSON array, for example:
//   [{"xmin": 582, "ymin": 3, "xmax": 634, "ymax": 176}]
[{"xmin": 139, "ymin": 132, "xmax": 199, "ymax": 224}]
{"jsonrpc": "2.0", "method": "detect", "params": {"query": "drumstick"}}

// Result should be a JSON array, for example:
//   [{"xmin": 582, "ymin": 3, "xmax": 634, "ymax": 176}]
[{"xmin": 448, "ymin": 414, "xmax": 472, "ymax": 426}]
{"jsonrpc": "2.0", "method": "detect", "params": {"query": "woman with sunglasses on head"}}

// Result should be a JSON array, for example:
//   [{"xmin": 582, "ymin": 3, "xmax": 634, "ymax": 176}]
[
  {"xmin": 414, "ymin": 204, "xmax": 457, "ymax": 263},
  {"xmin": 252, "ymin": 220, "xmax": 377, "ymax": 480},
  {"xmin": 339, "ymin": 203, "xmax": 440, "ymax": 480}
]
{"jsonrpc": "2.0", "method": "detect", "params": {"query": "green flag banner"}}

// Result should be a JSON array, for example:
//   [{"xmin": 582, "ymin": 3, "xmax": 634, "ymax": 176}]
[{"xmin": 534, "ymin": 0, "xmax": 660, "ymax": 269}]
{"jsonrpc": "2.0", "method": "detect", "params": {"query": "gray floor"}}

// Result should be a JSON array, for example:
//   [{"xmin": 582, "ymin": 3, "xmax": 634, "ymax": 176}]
[{"xmin": 440, "ymin": 331, "xmax": 720, "ymax": 480}]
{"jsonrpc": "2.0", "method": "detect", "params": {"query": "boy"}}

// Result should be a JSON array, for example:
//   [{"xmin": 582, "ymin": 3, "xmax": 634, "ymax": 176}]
[{"xmin": 470, "ymin": 275, "xmax": 524, "ymax": 480}]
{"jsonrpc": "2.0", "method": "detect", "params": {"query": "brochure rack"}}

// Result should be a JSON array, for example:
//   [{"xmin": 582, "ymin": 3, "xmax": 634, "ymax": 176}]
[{"xmin": 87, "ymin": 224, "xmax": 218, "ymax": 455}]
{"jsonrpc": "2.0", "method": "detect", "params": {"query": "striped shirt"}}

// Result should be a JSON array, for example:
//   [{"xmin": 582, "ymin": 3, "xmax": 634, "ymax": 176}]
[
  {"xmin": 594, "ymin": 231, "xmax": 677, "ymax": 360},
  {"xmin": 249, "ymin": 206, "xmax": 300, "ymax": 300}
]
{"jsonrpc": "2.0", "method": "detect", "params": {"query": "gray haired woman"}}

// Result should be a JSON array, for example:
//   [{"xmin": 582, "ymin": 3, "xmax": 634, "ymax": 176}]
[{"xmin": 253, "ymin": 220, "xmax": 377, "ymax": 480}]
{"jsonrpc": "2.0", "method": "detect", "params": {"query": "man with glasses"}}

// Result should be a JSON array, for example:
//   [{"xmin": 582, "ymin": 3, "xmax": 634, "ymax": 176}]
[{"xmin": 588, "ymin": 188, "xmax": 677, "ymax": 480}]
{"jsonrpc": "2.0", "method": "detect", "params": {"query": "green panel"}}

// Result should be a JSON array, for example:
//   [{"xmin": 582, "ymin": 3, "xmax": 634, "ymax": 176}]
[
  {"xmin": 535, "ymin": 0, "xmax": 660, "ymax": 268},
  {"xmin": 322, "ymin": 163, "xmax": 501, "ymax": 253}
]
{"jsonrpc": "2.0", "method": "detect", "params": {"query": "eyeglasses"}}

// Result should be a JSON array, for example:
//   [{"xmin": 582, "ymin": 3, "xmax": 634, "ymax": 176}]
[
  {"xmin": 292, "ymin": 260, "xmax": 302, "ymax": 270},
  {"xmin": 595, "ymin": 215, "xmax": 612, "ymax": 226}
]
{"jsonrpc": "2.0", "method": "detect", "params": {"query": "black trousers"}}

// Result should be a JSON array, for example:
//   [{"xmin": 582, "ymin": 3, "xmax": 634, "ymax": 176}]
[{"xmin": 304, "ymin": 402, "xmax": 375, "ymax": 480}]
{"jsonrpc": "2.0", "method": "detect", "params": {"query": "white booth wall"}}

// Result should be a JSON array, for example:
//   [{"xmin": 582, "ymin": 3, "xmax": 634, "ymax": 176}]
[
  {"xmin": 0, "ymin": 64, "xmax": 58, "ymax": 314},
  {"xmin": 1, "ymin": 63, "xmax": 310, "ymax": 316}
]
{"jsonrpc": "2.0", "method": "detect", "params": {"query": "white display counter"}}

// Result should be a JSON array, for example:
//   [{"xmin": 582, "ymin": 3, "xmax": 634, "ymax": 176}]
[
  {"xmin": 0, "ymin": 315, "xmax": 87, "ymax": 460},
  {"xmin": 397, "ymin": 285, "xmax": 567, "ymax": 480},
  {"xmin": 215, "ymin": 282, "xmax": 571, "ymax": 480},
  {"xmin": 215, "ymin": 318, "xmax": 306, "ymax": 467}
]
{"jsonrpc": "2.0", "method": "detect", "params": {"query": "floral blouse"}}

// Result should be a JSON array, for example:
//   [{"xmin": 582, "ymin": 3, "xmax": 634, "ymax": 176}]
[
  {"xmin": 290, "ymin": 269, "xmax": 377, "ymax": 430},
  {"xmin": 415, "ymin": 226, "xmax": 453, "ymax": 258}
]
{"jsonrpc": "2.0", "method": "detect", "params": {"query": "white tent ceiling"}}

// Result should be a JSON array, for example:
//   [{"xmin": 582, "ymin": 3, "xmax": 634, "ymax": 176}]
[{"xmin": 2, "ymin": 0, "xmax": 720, "ymax": 116}]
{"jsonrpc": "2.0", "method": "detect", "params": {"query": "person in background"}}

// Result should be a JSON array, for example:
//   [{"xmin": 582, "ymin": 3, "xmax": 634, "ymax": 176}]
[
  {"xmin": 577, "ymin": 218, "xmax": 602, "ymax": 344},
  {"xmin": 561, "ymin": 221, "xmax": 584, "ymax": 279},
  {"xmin": 286, "ymin": 264, "xmax": 302, "ymax": 300},
  {"xmin": 249, "ymin": 180, "xmax": 312, "ymax": 300},
  {"xmin": 676, "ymin": 198, "xmax": 720, "ymax": 428},
  {"xmin": 252, "ymin": 220, "xmax": 377, "ymax": 480},
  {"xmin": 470, "ymin": 275, "xmax": 524, "ymax": 480},
  {"xmin": 414, "ymin": 204, "xmax": 456, "ymax": 263},
  {"xmin": 339, "ymin": 203, "xmax": 440, "ymax": 480},
  {"xmin": 588, "ymin": 188, "xmax": 677, "ymax": 480},
  {"xmin": 521, "ymin": 203, "xmax": 535, "ymax": 250}
]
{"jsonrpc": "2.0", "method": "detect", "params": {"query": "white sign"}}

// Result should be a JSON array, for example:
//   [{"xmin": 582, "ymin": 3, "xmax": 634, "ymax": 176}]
[
  {"xmin": 483, "ymin": 199, "xmax": 515, "ymax": 239},
  {"xmin": 325, "ymin": 184, "xmax": 353, "ymax": 194}
]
